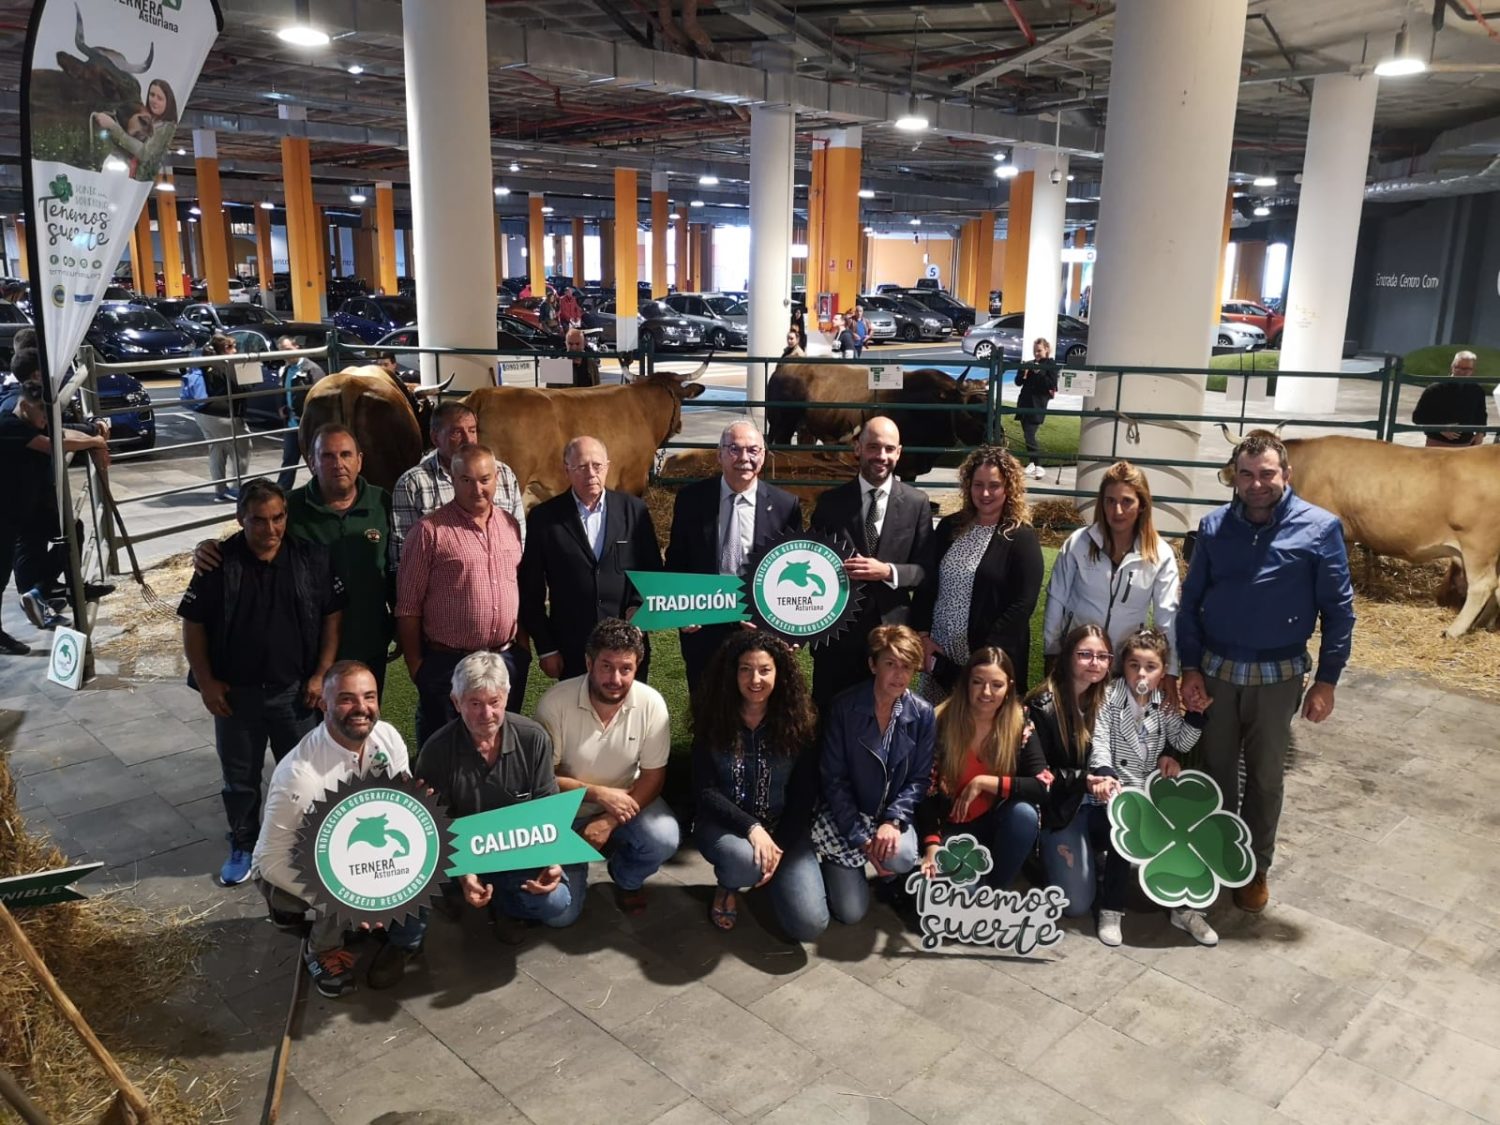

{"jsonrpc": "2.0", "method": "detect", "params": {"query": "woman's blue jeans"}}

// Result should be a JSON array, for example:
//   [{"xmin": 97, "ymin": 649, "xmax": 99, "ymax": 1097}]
[
  {"xmin": 695, "ymin": 817, "xmax": 828, "ymax": 942},
  {"xmin": 1040, "ymin": 806, "xmax": 1099, "ymax": 917}
]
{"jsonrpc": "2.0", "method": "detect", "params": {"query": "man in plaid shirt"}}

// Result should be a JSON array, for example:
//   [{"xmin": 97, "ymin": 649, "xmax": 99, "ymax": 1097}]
[{"xmin": 1178, "ymin": 431, "xmax": 1354, "ymax": 916}]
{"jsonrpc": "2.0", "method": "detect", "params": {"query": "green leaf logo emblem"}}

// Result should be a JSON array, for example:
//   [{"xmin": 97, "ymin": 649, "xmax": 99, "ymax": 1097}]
[
  {"xmin": 48, "ymin": 174, "xmax": 73, "ymax": 204},
  {"xmin": 933, "ymin": 833, "xmax": 992, "ymax": 886},
  {"xmin": 1108, "ymin": 770, "xmax": 1255, "ymax": 909}
]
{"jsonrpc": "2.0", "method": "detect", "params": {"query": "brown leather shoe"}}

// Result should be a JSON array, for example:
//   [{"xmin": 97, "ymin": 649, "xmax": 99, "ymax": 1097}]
[{"xmin": 1233, "ymin": 872, "xmax": 1269, "ymax": 913}]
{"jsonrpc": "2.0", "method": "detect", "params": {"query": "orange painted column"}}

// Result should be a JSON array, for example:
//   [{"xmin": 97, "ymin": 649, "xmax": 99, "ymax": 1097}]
[
  {"xmin": 822, "ymin": 128, "xmax": 862, "ymax": 317},
  {"xmin": 323, "ymin": 209, "xmax": 339, "ymax": 278},
  {"xmin": 613, "ymin": 170, "xmax": 639, "ymax": 348},
  {"xmin": 807, "ymin": 144, "xmax": 826, "ymax": 315},
  {"xmin": 650, "ymin": 172, "xmax": 669, "ymax": 298},
  {"xmin": 571, "ymin": 217, "xmax": 585, "ymax": 286},
  {"xmin": 193, "ymin": 131, "xmax": 230, "ymax": 303},
  {"xmin": 527, "ymin": 194, "xmax": 546, "ymax": 295},
  {"xmin": 1234, "ymin": 240, "xmax": 1267, "ymax": 301},
  {"xmin": 1068, "ymin": 227, "xmax": 1087, "ymax": 311},
  {"xmin": 253, "ymin": 204, "xmax": 274, "ymax": 302},
  {"xmin": 157, "ymin": 174, "xmax": 185, "ymax": 298},
  {"xmin": 314, "ymin": 205, "xmax": 330, "ymax": 308},
  {"xmin": 280, "ymin": 135, "xmax": 320, "ymax": 321},
  {"xmin": 13, "ymin": 217, "xmax": 29, "ymax": 282},
  {"xmin": 971, "ymin": 211, "xmax": 996, "ymax": 311},
  {"xmin": 956, "ymin": 220, "xmax": 978, "ymax": 308},
  {"xmin": 493, "ymin": 214, "xmax": 505, "ymax": 283},
  {"xmin": 1215, "ymin": 184, "xmax": 1234, "ymax": 306},
  {"xmin": 1001, "ymin": 171, "xmax": 1033, "ymax": 314},
  {"xmin": 675, "ymin": 214, "xmax": 690, "ymax": 292},
  {"xmin": 599, "ymin": 219, "xmax": 616, "ymax": 287},
  {"xmin": 374, "ymin": 181, "xmax": 399, "ymax": 296},
  {"xmin": 130, "ymin": 207, "xmax": 152, "ymax": 293},
  {"xmin": 354, "ymin": 209, "xmax": 376, "ymax": 287}
]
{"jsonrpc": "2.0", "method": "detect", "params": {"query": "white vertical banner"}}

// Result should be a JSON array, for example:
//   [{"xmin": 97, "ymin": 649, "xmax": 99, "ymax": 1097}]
[{"xmin": 21, "ymin": 0, "xmax": 223, "ymax": 398}]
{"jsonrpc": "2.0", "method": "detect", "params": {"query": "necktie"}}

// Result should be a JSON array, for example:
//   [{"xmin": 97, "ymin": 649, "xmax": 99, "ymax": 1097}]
[
  {"xmin": 720, "ymin": 493, "xmax": 744, "ymax": 574},
  {"xmin": 864, "ymin": 487, "xmax": 883, "ymax": 556}
]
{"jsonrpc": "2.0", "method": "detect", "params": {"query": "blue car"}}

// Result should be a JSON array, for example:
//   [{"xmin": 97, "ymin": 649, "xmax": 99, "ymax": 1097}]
[
  {"xmin": 331, "ymin": 295, "xmax": 417, "ymax": 344},
  {"xmin": 91, "ymin": 372, "xmax": 156, "ymax": 450}
]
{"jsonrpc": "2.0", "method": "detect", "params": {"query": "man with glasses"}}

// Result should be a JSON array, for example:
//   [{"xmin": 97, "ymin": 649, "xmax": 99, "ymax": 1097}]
[
  {"xmin": 520, "ymin": 435, "xmax": 662, "ymax": 682},
  {"xmin": 665, "ymin": 420, "xmax": 801, "ymax": 694}
]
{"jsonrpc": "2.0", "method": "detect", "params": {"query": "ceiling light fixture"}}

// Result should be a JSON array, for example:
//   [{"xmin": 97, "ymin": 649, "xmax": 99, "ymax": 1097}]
[
  {"xmin": 509, "ymin": 162, "xmax": 520, "ymax": 173},
  {"xmin": 699, "ymin": 174, "xmax": 719, "ymax": 186},
  {"xmin": 690, "ymin": 199, "xmax": 705, "ymax": 208},
  {"xmin": 993, "ymin": 151, "xmax": 1008, "ymax": 162},
  {"xmin": 1374, "ymin": 22, "xmax": 1427, "ymax": 77},
  {"xmin": 1253, "ymin": 205, "xmax": 1271, "ymax": 217},
  {"xmin": 346, "ymin": 63, "xmax": 365, "ymax": 75},
  {"xmin": 260, "ymin": 201, "xmax": 276, "ymax": 210},
  {"xmin": 895, "ymin": 24, "xmax": 930, "ymax": 132},
  {"xmin": 1252, "ymin": 174, "xmax": 1277, "ymax": 188},
  {"xmin": 188, "ymin": 206, "xmax": 202, "ymax": 215},
  {"xmin": 858, "ymin": 188, "xmax": 875, "ymax": 199},
  {"xmin": 540, "ymin": 205, "xmax": 555, "ymax": 214},
  {"xmin": 494, "ymin": 186, "xmax": 510, "ymax": 197},
  {"xmin": 349, "ymin": 191, "xmax": 367, "ymax": 204},
  {"xmin": 909, "ymin": 217, "xmax": 921, "ymax": 226},
  {"xmin": 996, "ymin": 164, "xmax": 1020, "ymax": 180},
  {"xmin": 277, "ymin": 0, "xmax": 330, "ymax": 46},
  {"xmin": 155, "ymin": 181, "xmax": 176, "ymax": 193},
  {"xmin": 174, "ymin": 147, "xmax": 187, "ymax": 156}
]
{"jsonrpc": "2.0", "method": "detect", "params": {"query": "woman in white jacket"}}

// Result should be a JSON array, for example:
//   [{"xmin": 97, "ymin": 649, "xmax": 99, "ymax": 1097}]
[{"xmin": 1043, "ymin": 461, "xmax": 1181, "ymax": 683}]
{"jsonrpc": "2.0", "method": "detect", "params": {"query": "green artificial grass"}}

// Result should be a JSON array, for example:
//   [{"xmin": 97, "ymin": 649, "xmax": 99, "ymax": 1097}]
[
  {"xmin": 1401, "ymin": 344, "xmax": 1500, "ymax": 390},
  {"xmin": 999, "ymin": 412, "xmax": 1081, "ymax": 465},
  {"xmin": 1206, "ymin": 349, "xmax": 1281, "ymax": 395},
  {"xmin": 379, "ymin": 547, "xmax": 1058, "ymax": 758}
]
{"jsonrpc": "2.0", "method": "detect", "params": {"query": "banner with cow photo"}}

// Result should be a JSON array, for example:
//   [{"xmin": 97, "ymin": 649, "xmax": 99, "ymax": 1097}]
[{"xmin": 20, "ymin": 0, "xmax": 223, "ymax": 397}]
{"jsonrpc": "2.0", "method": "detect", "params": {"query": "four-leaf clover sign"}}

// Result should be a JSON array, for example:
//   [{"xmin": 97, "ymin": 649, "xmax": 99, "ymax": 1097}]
[
  {"xmin": 932, "ymin": 834, "xmax": 992, "ymax": 885},
  {"xmin": 48, "ymin": 174, "xmax": 73, "ymax": 204},
  {"xmin": 1108, "ymin": 769, "xmax": 1255, "ymax": 909}
]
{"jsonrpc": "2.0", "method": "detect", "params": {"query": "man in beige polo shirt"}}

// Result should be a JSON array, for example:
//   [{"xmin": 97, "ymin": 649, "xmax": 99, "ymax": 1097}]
[{"xmin": 534, "ymin": 618, "xmax": 678, "ymax": 915}]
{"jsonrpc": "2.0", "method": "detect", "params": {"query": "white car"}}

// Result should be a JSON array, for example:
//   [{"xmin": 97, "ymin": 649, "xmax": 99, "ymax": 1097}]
[{"xmin": 1213, "ymin": 320, "xmax": 1265, "ymax": 351}]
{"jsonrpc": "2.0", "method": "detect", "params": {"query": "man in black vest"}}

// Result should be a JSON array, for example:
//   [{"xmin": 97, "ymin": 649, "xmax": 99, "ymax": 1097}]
[
  {"xmin": 520, "ymin": 435, "xmax": 663, "ymax": 682},
  {"xmin": 179, "ymin": 478, "xmax": 345, "ymax": 889},
  {"xmin": 810, "ymin": 416, "xmax": 932, "ymax": 711}
]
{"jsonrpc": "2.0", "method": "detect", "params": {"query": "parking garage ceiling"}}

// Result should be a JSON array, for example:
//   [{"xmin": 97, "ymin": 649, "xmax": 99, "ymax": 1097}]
[{"xmin": 2, "ymin": 0, "xmax": 1500, "ymax": 226}]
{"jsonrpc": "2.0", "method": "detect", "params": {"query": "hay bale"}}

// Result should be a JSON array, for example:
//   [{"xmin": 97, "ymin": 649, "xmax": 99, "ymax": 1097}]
[{"xmin": 0, "ymin": 754, "xmax": 223, "ymax": 1122}]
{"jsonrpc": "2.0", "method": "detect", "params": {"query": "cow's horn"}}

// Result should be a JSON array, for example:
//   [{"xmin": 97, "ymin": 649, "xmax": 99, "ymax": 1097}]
[
  {"xmin": 413, "ymin": 372, "xmax": 457, "ymax": 397},
  {"xmin": 123, "ymin": 41, "xmax": 155, "ymax": 74},
  {"xmin": 670, "ymin": 359, "xmax": 710, "ymax": 382},
  {"xmin": 1218, "ymin": 423, "xmax": 1239, "ymax": 445}
]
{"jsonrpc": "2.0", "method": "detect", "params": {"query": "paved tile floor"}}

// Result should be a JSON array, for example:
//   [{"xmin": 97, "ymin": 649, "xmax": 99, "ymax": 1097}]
[{"xmin": 4, "ymin": 610, "xmax": 1499, "ymax": 1123}]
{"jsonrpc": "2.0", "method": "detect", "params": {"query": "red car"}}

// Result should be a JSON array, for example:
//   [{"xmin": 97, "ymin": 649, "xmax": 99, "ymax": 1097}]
[{"xmin": 1221, "ymin": 300, "xmax": 1284, "ymax": 348}]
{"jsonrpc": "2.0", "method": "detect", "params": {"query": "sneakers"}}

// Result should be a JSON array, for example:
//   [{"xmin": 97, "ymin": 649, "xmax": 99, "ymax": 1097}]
[
  {"xmin": 615, "ymin": 885, "xmax": 649, "ymax": 916},
  {"xmin": 1171, "ymin": 907, "xmax": 1219, "ymax": 946},
  {"xmin": 20, "ymin": 588, "xmax": 67, "ymax": 631},
  {"xmin": 219, "ymin": 847, "xmax": 253, "ymax": 886},
  {"xmin": 0, "ymin": 629, "xmax": 29, "ymax": 656},
  {"xmin": 1097, "ymin": 909, "xmax": 1124, "ymax": 947},
  {"xmin": 1233, "ymin": 872, "xmax": 1269, "ymax": 913},
  {"xmin": 303, "ymin": 942, "xmax": 359, "ymax": 998},
  {"xmin": 366, "ymin": 940, "xmax": 421, "ymax": 990},
  {"xmin": 1025, "ymin": 462, "xmax": 1045, "ymax": 479},
  {"xmin": 213, "ymin": 488, "xmax": 240, "ymax": 503}
]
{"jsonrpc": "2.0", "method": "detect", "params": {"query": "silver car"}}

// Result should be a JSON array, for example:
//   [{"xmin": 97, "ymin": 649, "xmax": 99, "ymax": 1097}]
[
  {"xmin": 663, "ymin": 293, "xmax": 750, "ymax": 348},
  {"xmin": 1213, "ymin": 321, "xmax": 1266, "ymax": 351},
  {"xmin": 855, "ymin": 307, "xmax": 897, "ymax": 342}
]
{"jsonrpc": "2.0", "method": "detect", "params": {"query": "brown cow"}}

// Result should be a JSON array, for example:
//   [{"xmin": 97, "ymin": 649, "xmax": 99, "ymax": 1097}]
[
  {"xmin": 660, "ymin": 448, "xmax": 858, "ymax": 503},
  {"xmin": 298, "ymin": 366, "xmax": 450, "ymax": 491},
  {"xmin": 464, "ymin": 363, "xmax": 708, "ymax": 506},
  {"xmin": 1217, "ymin": 425, "xmax": 1500, "ymax": 636},
  {"xmin": 766, "ymin": 362, "xmax": 990, "ymax": 478}
]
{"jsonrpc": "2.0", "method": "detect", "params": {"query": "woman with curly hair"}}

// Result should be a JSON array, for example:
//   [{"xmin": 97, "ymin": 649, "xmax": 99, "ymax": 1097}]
[
  {"xmin": 912, "ymin": 444, "xmax": 1043, "ymax": 700},
  {"xmin": 691, "ymin": 631, "xmax": 824, "ymax": 938}
]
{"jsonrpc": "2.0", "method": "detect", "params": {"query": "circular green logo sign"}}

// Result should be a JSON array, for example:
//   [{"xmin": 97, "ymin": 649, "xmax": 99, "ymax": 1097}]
[
  {"xmin": 313, "ymin": 787, "xmax": 442, "ymax": 916},
  {"xmin": 751, "ymin": 538, "xmax": 851, "ymax": 638},
  {"xmin": 51, "ymin": 635, "xmax": 79, "ymax": 680}
]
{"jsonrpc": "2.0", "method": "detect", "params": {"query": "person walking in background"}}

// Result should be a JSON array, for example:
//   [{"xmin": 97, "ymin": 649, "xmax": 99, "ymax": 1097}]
[
  {"xmin": 1014, "ymin": 337, "xmax": 1058, "ymax": 479},
  {"xmin": 850, "ymin": 306, "xmax": 869, "ymax": 359},
  {"xmin": 1412, "ymin": 349, "xmax": 1488, "ymax": 447},
  {"xmin": 276, "ymin": 335, "xmax": 324, "ymax": 491},
  {"xmin": 198, "ymin": 334, "xmax": 251, "ymax": 502}
]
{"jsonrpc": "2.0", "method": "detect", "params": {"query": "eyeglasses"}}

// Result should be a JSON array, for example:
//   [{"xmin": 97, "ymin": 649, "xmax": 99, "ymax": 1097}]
[
  {"xmin": 722, "ymin": 444, "xmax": 762, "ymax": 458},
  {"xmin": 568, "ymin": 461, "xmax": 608, "ymax": 473},
  {"xmin": 1074, "ymin": 651, "xmax": 1113, "ymax": 663}
]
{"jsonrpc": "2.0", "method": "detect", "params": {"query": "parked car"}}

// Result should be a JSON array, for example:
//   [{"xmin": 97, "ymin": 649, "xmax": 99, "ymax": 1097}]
[
  {"xmin": 0, "ymin": 301, "xmax": 32, "ymax": 369},
  {"xmin": 331, "ymin": 295, "xmax": 418, "ymax": 344},
  {"xmin": 86, "ymin": 371, "xmax": 156, "ymax": 449},
  {"xmin": 190, "ymin": 276, "xmax": 255, "ymax": 304},
  {"xmin": 962, "ymin": 313, "xmax": 1090, "ymax": 364},
  {"xmin": 179, "ymin": 302, "xmax": 325, "ymax": 342},
  {"xmin": 1220, "ymin": 300, "xmax": 1285, "ymax": 348},
  {"xmin": 661, "ymin": 293, "xmax": 749, "ymax": 348},
  {"xmin": 989, "ymin": 290, "xmax": 1003, "ymax": 315},
  {"xmin": 84, "ymin": 302, "xmax": 201, "ymax": 378},
  {"xmin": 603, "ymin": 300, "xmax": 704, "ymax": 351},
  {"xmin": 368, "ymin": 322, "xmax": 570, "ymax": 376},
  {"xmin": 896, "ymin": 288, "xmax": 977, "ymax": 332},
  {"xmin": 1213, "ymin": 320, "xmax": 1265, "ymax": 351},
  {"xmin": 496, "ymin": 287, "xmax": 514, "ymax": 312},
  {"xmin": 508, "ymin": 296, "xmax": 554, "ymax": 328},
  {"xmin": 855, "ymin": 305, "xmax": 897, "ymax": 343},
  {"xmin": 859, "ymin": 294, "xmax": 951, "ymax": 342},
  {"xmin": 101, "ymin": 285, "xmax": 136, "ymax": 301}
]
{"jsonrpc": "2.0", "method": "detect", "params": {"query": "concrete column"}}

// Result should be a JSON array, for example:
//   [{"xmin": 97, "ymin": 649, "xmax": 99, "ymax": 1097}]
[
  {"xmin": 1068, "ymin": 228, "xmax": 1087, "ymax": 313},
  {"xmin": 158, "ymin": 173, "xmax": 185, "ymax": 298},
  {"xmin": 702, "ymin": 224, "xmax": 715, "ymax": 291},
  {"xmin": 184, "ymin": 215, "xmax": 201, "ymax": 279},
  {"xmin": 1215, "ymin": 186, "xmax": 1234, "ymax": 307},
  {"xmin": 613, "ymin": 170, "xmax": 639, "ymax": 350},
  {"xmin": 13, "ymin": 217, "xmax": 28, "ymax": 282},
  {"xmin": 253, "ymin": 204, "xmax": 274, "ymax": 306},
  {"xmin": 599, "ymin": 219, "xmax": 616, "ymax": 287},
  {"xmin": 526, "ymin": 194, "xmax": 546, "ymax": 296},
  {"xmin": 192, "ymin": 131, "xmax": 230, "ymax": 303},
  {"xmin": 956, "ymin": 221, "xmax": 977, "ymax": 310},
  {"xmin": 675, "ymin": 215, "xmax": 690, "ymax": 293},
  {"xmin": 280, "ymin": 130, "xmax": 320, "ymax": 321},
  {"xmin": 571, "ymin": 218, "xmax": 585, "ymax": 286},
  {"xmin": 1001, "ymin": 159, "xmax": 1034, "ymax": 313},
  {"xmin": 821, "ymin": 128, "xmax": 862, "ymax": 316},
  {"xmin": 650, "ymin": 172, "xmax": 669, "ymax": 298},
  {"xmin": 749, "ymin": 105, "xmax": 795, "ymax": 425},
  {"xmin": 353, "ymin": 209, "xmax": 375, "ymax": 288},
  {"xmin": 493, "ymin": 215, "xmax": 505, "ymax": 287},
  {"xmin": 404, "ymin": 0, "xmax": 499, "ymax": 390},
  {"xmin": 1023, "ymin": 152, "xmax": 1069, "ymax": 357},
  {"xmin": 374, "ymin": 182, "xmax": 399, "ymax": 296},
  {"xmin": 324, "ymin": 213, "xmax": 339, "ymax": 279},
  {"xmin": 1233, "ymin": 240, "xmax": 1268, "ymax": 303},
  {"xmin": 1275, "ymin": 74, "xmax": 1379, "ymax": 413},
  {"xmin": 130, "ymin": 207, "xmax": 152, "ymax": 293},
  {"xmin": 1078, "ymin": 0, "xmax": 1248, "ymax": 533},
  {"xmin": 807, "ymin": 143, "xmax": 827, "ymax": 321},
  {"xmin": 971, "ymin": 211, "xmax": 996, "ymax": 311}
]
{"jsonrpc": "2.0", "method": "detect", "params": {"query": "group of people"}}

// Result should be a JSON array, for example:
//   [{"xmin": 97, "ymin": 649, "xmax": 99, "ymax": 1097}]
[{"xmin": 176, "ymin": 395, "xmax": 1355, "ymax": 996}]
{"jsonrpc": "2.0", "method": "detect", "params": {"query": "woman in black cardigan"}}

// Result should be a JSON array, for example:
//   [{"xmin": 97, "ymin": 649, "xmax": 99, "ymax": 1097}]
[{"xmin": 912, "ymin": 445, "xmax": 1044, "ymax": 701}]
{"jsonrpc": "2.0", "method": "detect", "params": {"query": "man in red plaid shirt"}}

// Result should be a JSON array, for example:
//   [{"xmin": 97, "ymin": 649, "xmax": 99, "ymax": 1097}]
[{"xmin": 397, "ymin": 443, "xmax": 527, "ymax": 750}]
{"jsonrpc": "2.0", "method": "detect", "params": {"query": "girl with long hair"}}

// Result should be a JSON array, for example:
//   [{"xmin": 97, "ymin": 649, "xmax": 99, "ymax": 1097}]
[
  {"xmin": 691, "ymin": 631, "xmax": 824, "ymax": 939},
  {"xmin": 93, "ymin": 77, "xmax": 179, "ymax": 181},
  {"xmin": 917, "ymin": 647, "xmax": 1050, "ymax": 889}
]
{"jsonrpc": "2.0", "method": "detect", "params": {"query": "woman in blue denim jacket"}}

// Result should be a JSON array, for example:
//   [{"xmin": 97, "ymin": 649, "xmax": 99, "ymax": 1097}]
[{"xmin": 692, "ymin": 632, "xmax": 822, "ymax": 939}]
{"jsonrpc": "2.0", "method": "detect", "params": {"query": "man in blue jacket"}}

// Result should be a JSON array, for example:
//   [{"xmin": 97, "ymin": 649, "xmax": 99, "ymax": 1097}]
[{"xmin": 1178, "ymin": 431, "xmax": 1354, "ymax": 915}]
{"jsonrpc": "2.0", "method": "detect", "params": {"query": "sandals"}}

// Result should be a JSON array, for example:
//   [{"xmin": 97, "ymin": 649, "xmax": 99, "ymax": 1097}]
[{"xmin": 709, "ymin": 888, "xmax": 738, "ymax": 931}]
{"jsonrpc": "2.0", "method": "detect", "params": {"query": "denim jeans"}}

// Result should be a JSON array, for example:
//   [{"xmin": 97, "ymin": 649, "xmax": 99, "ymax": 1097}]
[
  {"xmin": 198, "ymin": 412, "xmax": 249, "ymax": 496},
  {"xmin": 694, "ymin": 817, "xmax": 828, "ymax": 942},
  {"xmin": 414, "ymin": 644, "xmax": 530, "ymax": 751},
  {"xmin": 483, "ymin": 867, "xmax": 578, "ymax": 928},
  {"xmin": 215, "ymin": 683, "xmax": 318, "ymax": 850},
  {"xmin": 950, "ymin": 799, "xmax": 1039, "ymax": 889},
  {"xmin": 1040, "ymin": 807, "xmax": 1100, "ymax": 918},
  {"xmin": 259, "ymin": 878, "xmax": 427, "ymax": 952},
  {"xmin": 561, "ymin": 797, "xmax": 680, "ymax": 913},
  {"xmin": 278, "ymin": 420, "xmax": 302, "ymax": 491},
  {"xmin": 816, "ymin": 826, "xmax": 919, "ymax": 928}
]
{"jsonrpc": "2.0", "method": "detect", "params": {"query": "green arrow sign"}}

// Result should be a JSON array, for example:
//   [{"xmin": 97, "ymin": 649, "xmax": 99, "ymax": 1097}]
[
  {"xmin": 446, "ymin": 789, "xmax": 604, "ymax": 878},
  {"xmin": 627, "ymin": 570, "xmax": 747, "ymax": 631},
  {"xmin": 0, "ymin": 863, "xmax": 105, "ymax": 909}
]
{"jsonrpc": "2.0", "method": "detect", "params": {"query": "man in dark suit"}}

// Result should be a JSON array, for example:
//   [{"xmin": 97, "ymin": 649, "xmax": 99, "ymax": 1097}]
[
  {"xmin": 521, "ymin": 435, "xmax": 663, "ymax": 682},
  {"xmin": 810, "ymin": 416, "xmax": 932, "ymax": 710},
  {"xmin": 665, "ymin": 420, "xmax": 801, "ymax": 694}
]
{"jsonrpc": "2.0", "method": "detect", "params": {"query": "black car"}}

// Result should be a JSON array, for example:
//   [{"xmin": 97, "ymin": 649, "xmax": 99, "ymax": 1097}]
[
  {"xmin": 179, "ymin": 302, "xmax": 328, "ymax": 346},
  {"xmin": 895, "ymin": 288, "xmax": 977, "ymax": 332},
  {"xmin": 331, "ymin": 295, "xmax": 418, "ymax": 344},
  {"xmin": 0, "ymin": 300, "xmax": 32, "ymax": 369},
  {"xmin": 84, "ymin": 302, "xmax": 200, "ymax": 378},
  {"xmin": 858, "ymin": 294, "xmax": 953, "ymax": 342}
]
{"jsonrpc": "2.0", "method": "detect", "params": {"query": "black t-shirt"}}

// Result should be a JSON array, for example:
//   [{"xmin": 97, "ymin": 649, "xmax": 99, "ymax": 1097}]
[
  {"xmin": 177, "ymin": 533, "xmax": 345, "ymax": 688},
  {"xmin": 0, "ymin": 411, "xmax": 52, "ymax": 512},
  {"xmin": 413, "ymin": 715, "xmax": 558, "ymax": 819},
  {"xmin": 1412, "ymin": 379, "xmax": 1488, "ymax": 444}
]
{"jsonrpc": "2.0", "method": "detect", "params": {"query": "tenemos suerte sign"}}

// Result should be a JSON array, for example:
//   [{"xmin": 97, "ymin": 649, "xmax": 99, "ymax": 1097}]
[
  {"xmin": 904, "ymin": 834, "xmax": 1067, "ymax": 955},
  {"xmin": 21, "ymin": 0, "xmax": 223, "ymax": 398}
]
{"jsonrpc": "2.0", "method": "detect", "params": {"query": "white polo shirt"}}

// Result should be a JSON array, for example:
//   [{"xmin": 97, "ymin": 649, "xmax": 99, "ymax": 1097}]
[{"xmin": 534, "ymin": 675, "xmax": 671, "ymax": 819}]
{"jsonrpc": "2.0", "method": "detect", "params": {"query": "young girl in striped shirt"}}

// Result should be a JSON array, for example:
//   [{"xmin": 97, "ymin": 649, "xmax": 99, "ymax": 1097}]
[{"xmin": 1086, "ymin": 628, "xmax": 1216, "ymax": 949}]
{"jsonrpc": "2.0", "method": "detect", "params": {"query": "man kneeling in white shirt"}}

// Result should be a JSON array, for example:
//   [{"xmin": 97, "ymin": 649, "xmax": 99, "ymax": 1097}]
[{"xmin": 252, "ymin": 660, "xmax": 424, "ymax": 998}]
